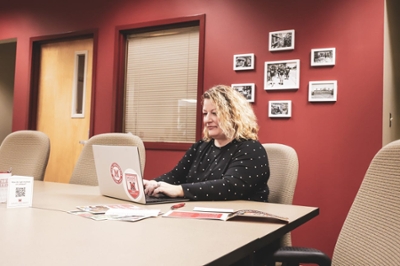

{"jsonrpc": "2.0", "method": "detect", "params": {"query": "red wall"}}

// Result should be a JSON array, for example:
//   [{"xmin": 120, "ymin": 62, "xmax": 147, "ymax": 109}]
[{"xmin": 0, "ymin": 0, "xmax": 384, "ymax": 257}]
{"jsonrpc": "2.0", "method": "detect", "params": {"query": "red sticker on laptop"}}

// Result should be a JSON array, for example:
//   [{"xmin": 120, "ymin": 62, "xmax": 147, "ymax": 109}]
[
  {"xmin": 110, "ymin": 162, "xmax": 123, "ymax": 184},
  {"xmin": 125, "ymin": 171, "xmax": 140, "ymax": 199}
]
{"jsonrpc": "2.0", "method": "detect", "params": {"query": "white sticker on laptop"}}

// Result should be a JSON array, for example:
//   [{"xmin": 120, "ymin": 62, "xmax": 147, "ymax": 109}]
[
  {"xmin": 110, "ymin": 162, "xmax": 123, "ymax": 184},
  {"xmin": 124, "ymin": 169, "xmax": 141, "ymax": 199}
]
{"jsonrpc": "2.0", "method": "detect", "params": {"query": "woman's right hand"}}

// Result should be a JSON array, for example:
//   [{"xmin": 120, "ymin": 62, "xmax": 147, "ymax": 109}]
[{"xmin": 143, "ymin": 179, "xmax": 159, "ymax": 195}]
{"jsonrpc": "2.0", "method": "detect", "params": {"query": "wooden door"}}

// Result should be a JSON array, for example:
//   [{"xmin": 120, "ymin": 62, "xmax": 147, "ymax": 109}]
[{"xmin": 37, "ymin": 38, "xmax": 93, "ymax": 183}]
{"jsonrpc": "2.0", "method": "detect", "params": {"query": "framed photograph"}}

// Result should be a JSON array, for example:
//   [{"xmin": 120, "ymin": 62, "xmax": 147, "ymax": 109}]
[
  {"xmin": 264, "ymin": 59, "xmax": 300, "ymax": 90},
  {"xmin": 311, "ymin": 48, "xmax": 336, "ymax": 66},
  {"xmin": 269, "ymin": 29, "xmax": 295, "ymax": 51},
  {"xmin": 233, "ymin": 53, "xmax": 254, "ymax": 71},
  {"xmin": 268, "ymin": 100, "xmax": 292, "ymax": 118},
  {"xmin": 231, "ymin": 83, "xmax": 255, "ymax": 103},
  {"xmin": 308, "ymin": 80, "xmax": 337, "ymax": 102}
]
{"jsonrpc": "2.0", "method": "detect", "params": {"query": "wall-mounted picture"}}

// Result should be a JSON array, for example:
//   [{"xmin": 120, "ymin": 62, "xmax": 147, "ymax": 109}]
[
  {"xmin": 233, "ymin": 53, "xmax": 254, "ymax": 71},
  {"xmin": 264, "ymin": 59, "xmax": 300, "ymax": 90},
  {"xmin": 231, "ymin": 83, "xmax": 255, "ymax": 103},
  {"xmin": 308, "ymin": 80, "xmax": 337, "ymax": 102},
  {"xmin": 268, "ymin": 100, "xmax": 292, "ymax": 118},
  {"xmin": 311, "ymin": 48, "xmax": 336, "ymax": 66},
  {"xmin": 269, "ymin": 29, "xmax": 295, "ymax": 51}
]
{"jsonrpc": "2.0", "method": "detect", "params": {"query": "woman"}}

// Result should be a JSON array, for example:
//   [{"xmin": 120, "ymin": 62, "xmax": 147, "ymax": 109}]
[{"xmin": 143, "ymin": 85, "xmax": 270, "ymax": 202}]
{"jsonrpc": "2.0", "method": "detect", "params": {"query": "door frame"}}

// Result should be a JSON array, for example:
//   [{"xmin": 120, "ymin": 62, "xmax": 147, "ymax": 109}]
[
  {"xmin": 0, "ymin": 39, "xmax": 16, "ymax": 143},
  {"xmin": 28, "ymin": 30, "xmax": 98, "ymax": 136}
]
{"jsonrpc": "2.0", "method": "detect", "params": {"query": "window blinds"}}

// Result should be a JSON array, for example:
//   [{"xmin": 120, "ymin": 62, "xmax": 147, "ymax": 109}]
[{"xmin": 124, "ymin": 26, "xmax": 199, "ymax": 143}]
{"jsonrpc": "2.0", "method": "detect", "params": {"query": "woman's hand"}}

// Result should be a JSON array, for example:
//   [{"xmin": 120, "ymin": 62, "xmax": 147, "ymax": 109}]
[
  {"xmin": 143, "ymin": 179, "xmax": 159, "ymax": 195},
  {"xmin": 143, "ymin": 180, "xmax": 184, "ymax": 198},
  {"xmin": 153, "ymin": 181, "xmax": 184, "ymax": 198}
]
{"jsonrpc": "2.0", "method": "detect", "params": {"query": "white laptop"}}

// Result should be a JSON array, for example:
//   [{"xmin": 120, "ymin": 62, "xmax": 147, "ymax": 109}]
[{"xmin": 92, "ymin": 145, "xmax": 188, "ymax": 205}]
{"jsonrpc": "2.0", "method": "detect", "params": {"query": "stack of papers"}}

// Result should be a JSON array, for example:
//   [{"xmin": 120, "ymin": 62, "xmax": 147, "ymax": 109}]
[{"xmin": 68, "ymin": 204, "xmax": 161, "ymax": 222}]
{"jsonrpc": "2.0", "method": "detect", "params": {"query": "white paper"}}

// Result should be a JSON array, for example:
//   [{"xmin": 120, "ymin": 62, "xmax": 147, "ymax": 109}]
[
  {"xmin": 105, "ymin": 209, "xmax": 160, "ymax": 217},
  {"xmin": 193, "ymin": 207, "xmax": 234, "ymax": 213},
  {"xmin": 0, "ymin": 172, "xmax": 11, "ymax": 203},
  {"xmin": 7, "ymin": 176, "xmax": 34, "ymax": 208}
]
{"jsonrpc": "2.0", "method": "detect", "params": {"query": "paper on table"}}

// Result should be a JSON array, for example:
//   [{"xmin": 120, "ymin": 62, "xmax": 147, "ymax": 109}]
[
  {"xmin": 193, "ymin": 207, "xmax": 234, "ymax": 213},
  {"xmin": 0, "ymin": 172, "xmax": 11, "ymax": 203},
  {"xmin": 76, "ymin": 204, "xmax": 140, "ymax": 214},
  {"xmin": 163, "ymin": 210, "xmax": 229, "ymax": 220},
  {"xmin": 105, "ymin": 209, "xmax": 161, "ymax": 217},
  {"xmin": 69, "ymin": 208, "xmax": 161, "ymax": 222},
  {"xmin": 7, "ymin": 175, "xmax": 34, "ymax": 208},
  {"xmin": 163, "ymin": 209, "xmax": 289, "ymax": 223}
]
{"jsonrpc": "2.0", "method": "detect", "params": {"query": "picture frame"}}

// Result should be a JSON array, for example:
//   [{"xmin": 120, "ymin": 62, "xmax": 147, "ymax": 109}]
[
  {"xmin": 231, "ymin": 83, "xmax": 255, "ymax": 103},
  {"xmin": 268, "ymin": 100, "xmax": 292, "ymax": 118},
  {"xmin": 311, "ymin": 48, "xmax": 336, "ymax": 66},
  {"xmin": 233, "ymin": 53, "xmax": 254, "ymax": 71},
  {"xmin": 269, "ymin": 29, "xmax": 295, "ymax": 51},
  {"xmin": 308, "ymin": 80, "xmax": 337, "ymax": 102},
  {"xmin": 264, "ymin": 59, "xmax": 300, "ymax": 90}
]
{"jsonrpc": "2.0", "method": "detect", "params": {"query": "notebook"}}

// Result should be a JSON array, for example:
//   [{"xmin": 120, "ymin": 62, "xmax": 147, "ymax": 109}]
[{"xmin": 92, "ymin": 145, "xmax": 189, "ymax": 205}]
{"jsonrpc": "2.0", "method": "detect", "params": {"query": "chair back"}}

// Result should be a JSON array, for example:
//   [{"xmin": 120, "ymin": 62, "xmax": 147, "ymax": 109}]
[
  {"xmin": 263, "ymin": 143, "xmax": 299, "ymax": 247},
  {"xmin": 332, "ymin": 139, "xmax": 400, "ymax": 265},
  {"xmin": 0, "ymin": 130, "xmax": 50, "ymax": 180},
  {"xmin": 70, "ymin": 133, "xmax": 146, "ymax": 186}
]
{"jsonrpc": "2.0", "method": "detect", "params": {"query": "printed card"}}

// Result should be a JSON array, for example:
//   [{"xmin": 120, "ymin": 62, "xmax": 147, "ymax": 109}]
[{"xmin": 7, "ymin": 175, "xmax": 34, "ymax": 208}]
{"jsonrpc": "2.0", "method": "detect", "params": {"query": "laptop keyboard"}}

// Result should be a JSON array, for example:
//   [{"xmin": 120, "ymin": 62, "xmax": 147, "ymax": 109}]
[
  {"xmin": 145, "ymin": 194, "xmax": 175, "ymax": 203},
  {"xmin": 144, "ymin": 194, "xmax": 189, "ymax": 204}
]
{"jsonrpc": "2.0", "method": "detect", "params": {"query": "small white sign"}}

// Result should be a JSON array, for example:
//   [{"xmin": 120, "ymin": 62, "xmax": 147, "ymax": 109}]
[
  {"xmin": 7, "ymin": 176, "xmax": 34, "ymax": 208},
  {"xmin": 0, "ymin": 172, "xmax": 12, "ymax": 203}
]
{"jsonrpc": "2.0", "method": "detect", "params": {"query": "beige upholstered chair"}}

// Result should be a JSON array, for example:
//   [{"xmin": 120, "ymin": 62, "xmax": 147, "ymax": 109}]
[
  {"xmin": 0, "ymin": 130, "xmax": 50, "ymax": 180},
  {"xmin": 263, "ymin": 143, "xmax": 299, "ymax": 247},
  {"xmin": 70, "ymin": 132, "xmax": 145, "ymax": 186},
  {"xmin": 272, "ymin": 139, "xmax": 400, "ymax": 266}
]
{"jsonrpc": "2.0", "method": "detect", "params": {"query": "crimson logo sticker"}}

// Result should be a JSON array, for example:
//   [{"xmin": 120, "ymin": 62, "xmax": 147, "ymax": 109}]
[
  {"xmin": 110, "ymin": 163, "xmax": 123, "ymax": 184},
  {"xmin": 125, "ymin": 172, "xmax": 140, "ymax": 199}
]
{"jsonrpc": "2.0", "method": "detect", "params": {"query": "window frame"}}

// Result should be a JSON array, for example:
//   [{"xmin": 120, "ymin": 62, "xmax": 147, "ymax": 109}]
[
  {"xmin": 114, "ymin": 15, "xmax": 205, "ymax": 151},
  {"xmin": 71, "ymin": 51, "xmax": 88, "ymax": 118}
]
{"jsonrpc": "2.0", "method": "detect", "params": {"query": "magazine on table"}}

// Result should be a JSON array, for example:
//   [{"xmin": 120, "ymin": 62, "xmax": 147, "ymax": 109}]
[{"xmin": 162, "ymin": 209, "xmax": 289, "ymax": 223}]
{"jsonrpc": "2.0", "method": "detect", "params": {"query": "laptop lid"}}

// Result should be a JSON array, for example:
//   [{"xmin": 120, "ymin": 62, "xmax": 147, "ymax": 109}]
[
  {"xmin": 92, "ymin": 145, "xmax": 147, "ymax": 204},
  {"xmin": 92, "ymin": 145, "xmax": 189, "ymax": 205}
]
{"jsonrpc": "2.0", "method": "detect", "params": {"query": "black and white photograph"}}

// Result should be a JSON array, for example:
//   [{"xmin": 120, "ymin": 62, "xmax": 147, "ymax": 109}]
[
  {"xmin": 311, "ymin": 48, "xmax": 336, "ymax": 66},
  {"xmin": 231, "ymin": 83, "xmax": 255, "ymax": 103},
  {"xmin": 268, "ymin": 100, "xmax": 292, "ymax": 118},
  {"xmin": 264, "ymin": 59, "xmax": 300, "ymax": 90},
  {"xmin": 308, "ymin": 80, "xmax": 337, "ymax": 102},
  {"xmin": 269, "ymin": 29, "xmax": 295, "ymax": 51},
  {"xmin": 233, "ymin": 53, "xmax": 254, "ymax": 71}
]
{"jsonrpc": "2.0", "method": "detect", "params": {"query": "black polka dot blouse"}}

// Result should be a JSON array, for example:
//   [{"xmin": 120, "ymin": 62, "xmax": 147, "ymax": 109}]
[{"xmin": 155, "ymin": 139, "xmax": 270, "ymax": 202}]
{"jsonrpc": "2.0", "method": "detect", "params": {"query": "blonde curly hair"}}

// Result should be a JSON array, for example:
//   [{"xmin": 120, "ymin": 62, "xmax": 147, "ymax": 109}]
[{"xmin": 202, "ymin": 85, "xmax": 259, "ymax": 141}]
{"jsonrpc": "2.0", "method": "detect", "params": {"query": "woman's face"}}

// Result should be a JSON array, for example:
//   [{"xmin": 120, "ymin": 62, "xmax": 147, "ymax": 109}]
[{"xmin": 203, "ymin": 98, "xmax": 226, "ymax": 141}]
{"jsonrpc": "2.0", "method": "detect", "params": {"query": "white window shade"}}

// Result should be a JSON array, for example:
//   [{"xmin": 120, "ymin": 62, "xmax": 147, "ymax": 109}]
[{"xmin": 124, "ymin": 26, "xmax": 199, "ymax": 143}]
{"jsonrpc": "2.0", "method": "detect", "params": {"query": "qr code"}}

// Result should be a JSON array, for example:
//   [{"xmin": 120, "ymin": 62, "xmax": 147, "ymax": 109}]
[{"xmin": 15, "ymin": 187, "xmax": 26, "ymax": 197}]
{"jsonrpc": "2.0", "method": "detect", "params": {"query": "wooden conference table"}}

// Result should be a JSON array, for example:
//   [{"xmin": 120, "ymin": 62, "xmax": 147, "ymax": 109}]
[{"xmin": 0, "ymin": 181, "xmax": 318, "ymax": 266}]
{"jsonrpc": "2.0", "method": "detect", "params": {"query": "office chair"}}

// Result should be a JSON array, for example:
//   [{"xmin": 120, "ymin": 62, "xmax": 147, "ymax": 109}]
[
  {"xmin": 271, "ymin": 139, "xmax": 400, "ymax": 266},
  {"xmin": 69, "ymin": 132, "xmax": 146, "ymax": 186},
  {"xmin": 0, "ymin": 130, "xmax": 50, "ymax": 180},
  {"xmin": 263, "ymin": 143, "xmax": 299, "ymax": 247}
]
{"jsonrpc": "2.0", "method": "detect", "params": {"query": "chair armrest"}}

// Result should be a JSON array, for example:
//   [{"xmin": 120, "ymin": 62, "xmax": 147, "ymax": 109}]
[{"xmin": 272, "ymin": 246, "xmax": 331, "ymax": 266}]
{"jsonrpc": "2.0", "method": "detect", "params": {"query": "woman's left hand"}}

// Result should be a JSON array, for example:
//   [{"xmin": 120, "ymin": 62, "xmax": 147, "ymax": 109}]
[{"xmin": 153, "ymin": 181, "xmax": 184, "ymax": 198}]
